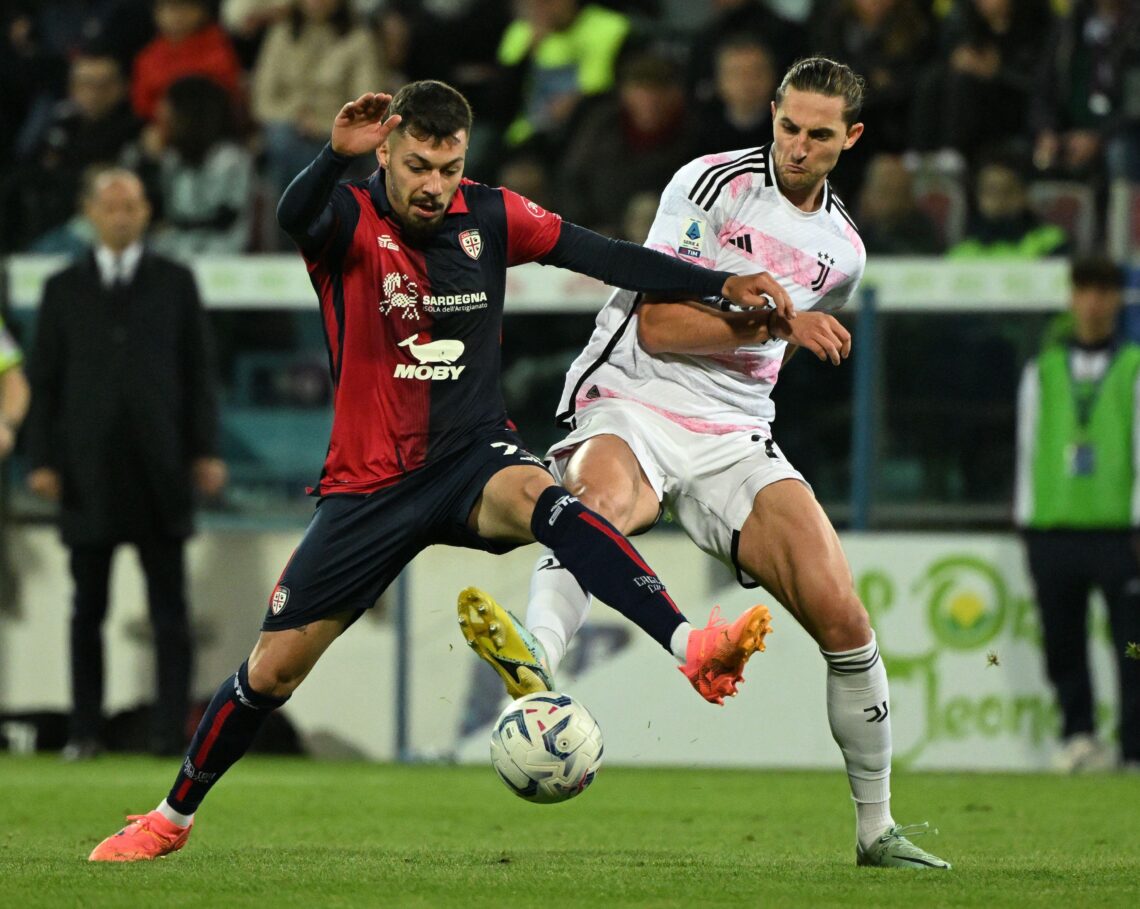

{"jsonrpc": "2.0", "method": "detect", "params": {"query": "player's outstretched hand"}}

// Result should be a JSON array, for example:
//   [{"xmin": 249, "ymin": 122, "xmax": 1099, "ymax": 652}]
[
  {"xmin": 771, "ymin": 311, "xmax": 851, "ymax": 364},
  {"xmin": 721, "ymin": 272, "xmax": 795, "ymax": 319},
  {"xmin": 331, "ymin": 92, "xmax": 402, "ymax": 157}
]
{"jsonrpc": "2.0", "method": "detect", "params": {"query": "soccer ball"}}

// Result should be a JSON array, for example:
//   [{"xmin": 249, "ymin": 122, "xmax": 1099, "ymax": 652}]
[{"xmin": 489, "ymin": 692, "xmax": 604, "ymax": 804}]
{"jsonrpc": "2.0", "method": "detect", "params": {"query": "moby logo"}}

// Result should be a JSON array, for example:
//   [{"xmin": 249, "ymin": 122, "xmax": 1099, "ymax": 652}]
[{"xmin": 394, "ymin": 333, "xmax": 466, "ymax": 380}]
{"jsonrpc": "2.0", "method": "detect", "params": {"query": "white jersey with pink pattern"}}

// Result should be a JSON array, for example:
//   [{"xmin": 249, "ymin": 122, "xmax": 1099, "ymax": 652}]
[{"xmin": 555, "ymin": 144, "xmax": 866, "ymax": 434}]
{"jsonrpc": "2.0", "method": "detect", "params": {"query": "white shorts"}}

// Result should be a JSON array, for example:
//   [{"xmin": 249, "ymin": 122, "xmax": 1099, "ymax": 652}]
[{"xmin": 547, "ymin": 398, "xmax": 809, "ymax": 587}]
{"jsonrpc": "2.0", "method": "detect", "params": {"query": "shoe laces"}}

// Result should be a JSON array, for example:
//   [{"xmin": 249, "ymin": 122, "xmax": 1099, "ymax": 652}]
[
  {"xmin": 703, "ymin": 606, "xmax": 726, "ymax": 629},
  {"xmin": 886, "ymin": 822, "xmax": 939, "ymax": 841}
]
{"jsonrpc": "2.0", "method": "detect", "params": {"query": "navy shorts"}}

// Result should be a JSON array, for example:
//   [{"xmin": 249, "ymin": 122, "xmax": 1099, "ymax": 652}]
[{"xmin": 262, "ymin": 429, "xmax": 548, "ymax": 631}]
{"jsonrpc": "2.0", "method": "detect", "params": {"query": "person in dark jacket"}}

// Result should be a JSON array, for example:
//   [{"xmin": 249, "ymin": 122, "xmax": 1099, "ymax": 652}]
[{"xmin": 24, "ymin": 166, "xmax": 226, "ymax": 760}]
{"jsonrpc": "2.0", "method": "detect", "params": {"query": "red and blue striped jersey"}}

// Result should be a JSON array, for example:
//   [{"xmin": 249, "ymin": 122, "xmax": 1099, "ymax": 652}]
[{"xmin": 301, "ymin": 170, "xmax": 563, "ymax": 494}]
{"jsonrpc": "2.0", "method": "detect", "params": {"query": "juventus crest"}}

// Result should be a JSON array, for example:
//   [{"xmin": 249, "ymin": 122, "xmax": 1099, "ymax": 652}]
[{"xmin": 812, "ymin": 251, "xmax": 836, "ymax": 291}]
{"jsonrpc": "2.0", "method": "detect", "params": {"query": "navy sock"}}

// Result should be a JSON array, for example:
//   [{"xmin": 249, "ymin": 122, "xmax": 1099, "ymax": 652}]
[
  {"xmin": 530, "ymin": 485, "xmax": 685, "ymax": 652},
  {"xmin": 166, "ymin": 661, "xmax": 287, "ymax": 815}
]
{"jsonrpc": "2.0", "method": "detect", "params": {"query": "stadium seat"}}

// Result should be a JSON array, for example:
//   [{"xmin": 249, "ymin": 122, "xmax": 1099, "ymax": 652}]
[
  {"xmin": 1028, "ymin": 180, "xmax": 1097, "ymax": 254},
  {"xmin": 911, "ymin": 170, "xmax": 967, "ymax": 248},
  {"xmin": 1107, "ymin": 178, "xmax": 1140, "ymax": 262}
]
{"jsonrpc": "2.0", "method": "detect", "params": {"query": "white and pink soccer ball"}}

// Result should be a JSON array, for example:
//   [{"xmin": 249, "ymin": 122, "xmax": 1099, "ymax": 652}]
[{"xmin": 489, "ymin": 692, "xmax": 604, "ymax": 804}]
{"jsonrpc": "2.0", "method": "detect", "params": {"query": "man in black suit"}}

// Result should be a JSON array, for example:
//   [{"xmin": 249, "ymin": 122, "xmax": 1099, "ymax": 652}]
[{"xmin": 24, "ymin": 167, "xmax": 226, "ymax": 760}]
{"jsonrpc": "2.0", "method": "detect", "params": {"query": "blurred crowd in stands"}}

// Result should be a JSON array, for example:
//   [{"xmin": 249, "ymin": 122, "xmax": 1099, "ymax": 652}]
[{"xmin": 0, "ymin": 0, "xmax": 1138, "ymax": 261}]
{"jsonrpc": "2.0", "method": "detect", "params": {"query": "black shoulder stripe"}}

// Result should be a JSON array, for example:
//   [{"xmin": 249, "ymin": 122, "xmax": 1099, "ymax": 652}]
[
  {"xmin": 695, "ymin": 163, "xmax": 768, "ymax": 212},
  {"xmin": 555, "ymin": 296, "xmax": 641, "ymax": 428},
  {"xmin": 688, "ymin": 149, "xmax": 766, "ymax": 208},
  {"xmin": 826, "ymin": 186, "xmax": 859, "ymax": 232}
]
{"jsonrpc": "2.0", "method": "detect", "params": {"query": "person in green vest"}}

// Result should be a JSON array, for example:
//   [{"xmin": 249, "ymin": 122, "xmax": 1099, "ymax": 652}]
[
  {"xmin": 495, "ymin": 0, "xmax": 630, "ymax": 150},
  {"xmin": 948, "ymin": 153, "xmax": 1069, "ymax": 259},
  {"xmin": 1015, "ymin": 256, "xmax": 1140, "ymax": 772},
  {"xmin": 0, "ymin": 314, "xmax": 30, "ymax": 463}
]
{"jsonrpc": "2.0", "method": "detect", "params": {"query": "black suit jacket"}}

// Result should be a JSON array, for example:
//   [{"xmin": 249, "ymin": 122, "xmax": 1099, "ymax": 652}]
[{"xmin": 25, "ymin": 250, "xmax": 220, "ymax": 545}]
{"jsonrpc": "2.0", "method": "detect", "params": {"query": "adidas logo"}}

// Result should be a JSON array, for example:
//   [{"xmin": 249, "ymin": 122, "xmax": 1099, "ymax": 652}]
[{"xmin": 729, "ymin": 234, "xmax": 753, "ymax": 254}]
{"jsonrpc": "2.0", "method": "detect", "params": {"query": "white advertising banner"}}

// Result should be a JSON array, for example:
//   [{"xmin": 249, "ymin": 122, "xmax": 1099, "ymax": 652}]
[
  {"xmin": 2, "ymin": 528, "xmax": 1119, "ymax": 769},
  {"xmin": 409, "ymin": 533, "xmax": 1119, "ymax": 772}
]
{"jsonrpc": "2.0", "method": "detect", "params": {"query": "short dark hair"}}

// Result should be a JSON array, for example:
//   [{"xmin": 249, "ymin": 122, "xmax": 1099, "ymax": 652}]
[
  {"xmin": 388, "ymin": 80, "xmax": 473, "ymax": 142},
  {"xmin": 774, "ymin": 57, "xmax": 865, "ymax": 126},
  {"xmin": 1070, "ymin": 256, "xmax": 1125, "ymax": 290}
]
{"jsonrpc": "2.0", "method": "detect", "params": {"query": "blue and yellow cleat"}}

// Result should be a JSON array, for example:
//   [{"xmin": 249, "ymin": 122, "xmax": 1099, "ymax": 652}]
[{"xmin": 457, "ymin": 587, "xmax": 553, "ymax": 699}]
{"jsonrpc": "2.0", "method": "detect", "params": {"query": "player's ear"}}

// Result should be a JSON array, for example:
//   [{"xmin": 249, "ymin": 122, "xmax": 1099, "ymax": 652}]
[
  {"xmin": 377, "ymin": 139, "xmax": 390, "ymax": 169},
  {"xmin": 843, "ymin": 122, "xmax": 864, "ymax": 150}
]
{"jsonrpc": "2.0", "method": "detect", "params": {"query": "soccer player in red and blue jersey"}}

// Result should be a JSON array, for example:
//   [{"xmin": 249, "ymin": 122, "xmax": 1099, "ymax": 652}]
[{"xmin": 86, "ymin": 80, "xmax": 790, "ymax": 861}]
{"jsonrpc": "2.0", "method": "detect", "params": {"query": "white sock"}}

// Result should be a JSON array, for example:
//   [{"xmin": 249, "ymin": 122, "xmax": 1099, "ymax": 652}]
[
  {"xmin": 820, "ymin": 632, "xmax": 895, "ymax": 849},
  {"xmin": 670, "ymin": 622, "xmax": 693, "ymax": 664},
  {"xmin": 156, "ymin": 799, "xmax": 194, "ymax": 828},
  {"xmin": 526, "ymin": 549, "xmax": 591, "ymax": 676}
]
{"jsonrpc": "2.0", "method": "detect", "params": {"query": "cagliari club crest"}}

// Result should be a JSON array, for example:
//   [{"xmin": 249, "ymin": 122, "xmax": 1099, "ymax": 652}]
[{"xmin": 458, "ymin": 229, "xmax": 482, "ymax": 260}]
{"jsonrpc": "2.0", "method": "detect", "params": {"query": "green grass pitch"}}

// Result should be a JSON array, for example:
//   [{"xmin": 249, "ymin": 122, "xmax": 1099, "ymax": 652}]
[{"xmin": 1, "ymin": 756, "xmax": 1137, "ymax": 908}]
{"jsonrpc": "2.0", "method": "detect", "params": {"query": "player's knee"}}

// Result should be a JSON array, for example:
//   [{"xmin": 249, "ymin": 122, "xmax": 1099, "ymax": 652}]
[
  {"xmin": 246, "ymin": 655, "xmax": 306, "ymax": 699},
  {"xmin": 814, "ymin": 592, "xmax": 872, "ymax": 652},
  {"xmin": 563, "ymin": 484, "xmax": 635, "ymax": 533}
]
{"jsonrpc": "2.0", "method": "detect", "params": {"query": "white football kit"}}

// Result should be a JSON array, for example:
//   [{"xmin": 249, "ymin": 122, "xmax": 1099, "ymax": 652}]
[{"xmin": 550, "ymin": 144, "xmax": 866, "ymax": 584}]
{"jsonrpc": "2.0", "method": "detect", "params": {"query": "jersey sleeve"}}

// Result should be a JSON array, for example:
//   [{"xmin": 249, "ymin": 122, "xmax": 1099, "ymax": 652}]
[
  {"xmin": 502, "ymin": 188, "xmax": 564, "ymax": 265},
  {"xmin": 641, "ymin": 157, "xmax": 729, "ymax": 270}
]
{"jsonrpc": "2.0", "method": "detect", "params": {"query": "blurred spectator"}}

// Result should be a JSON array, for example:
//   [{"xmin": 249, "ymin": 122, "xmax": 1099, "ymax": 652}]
[
  {"xmin": 15, "ymin": 1, "xmax": 154, "ymax": 68},
  {"xmin": 126, "ymin": 75, "xmax": 254, "ymax": 255},
  {"xmin": 24, "ymin": 167, "xmax": 225, "ymax": 759},
  {"xmin": 1, "ymin": 2, "xmax": 151, "ymax": 167},
  {"xmin": 492, "ymin": 0, "xmax": 631, "ymax": 153},
  {"xmin": 220, "ymin": 0, "xmax": 292, "ymax": 67},
  {"xmin": 553, "ymin": 50, "xmax": 697, "ymax": 236},
  {"xmin": 910, "ymin": 0, "xmax": 1054, "ymax": 163},
  {"xmin": 811, "ymin": 0, "xmax": 934, "ymax": 195},
  {"xmin": 948, "ymin": 152, "xmax": 1069, "ymax": 258},
  {"xmin": 685, "ymin": 0, "xmax": 806, "ymax": 105},
  {"xmin": 1032, "ymin": 0, "xmax": 1140, "ymax": 182},
  {"xmin": 380, "ymin": 0, "xmax": 511, "ymax": 179},
  {"xmin": 0, "ymin": 314, "xmax": 30, "ymax": 463},
  {"xmin": 1015, "ymin": 256, "xmax": 1140, "ymax": 772},
  {"xmin": 856, "ymin": 153, "xmax": 944, "ymax": 254},
  {"xmin": 131, "ymin": 0, "xmax": 242, "ymax": 122},
  {"xmin": 694, "ymin": 34, "xmax": 776, "ymax": 156},
  {"xmin": 252, "ymin": 0, "xmax": 390, "ymax": 197},
  {"xmin": 1, "ymin": 51, "xmax": 140, "ymax": 251},
  {"xmin": 1, "ymin": 3, "xmax": 69, "ymax": 168},
  {"xmin": 496, "ymin": 149, "xmax": 555, "ymax": 211}
]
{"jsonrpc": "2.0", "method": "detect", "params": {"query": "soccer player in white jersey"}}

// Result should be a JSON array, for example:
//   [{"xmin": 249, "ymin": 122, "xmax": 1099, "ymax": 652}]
[{"xmin": 459, "ymin": 56, "xmax": 951, "ymax": 869}]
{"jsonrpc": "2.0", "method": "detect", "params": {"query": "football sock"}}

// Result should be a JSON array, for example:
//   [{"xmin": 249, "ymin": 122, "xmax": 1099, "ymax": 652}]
[
  {"xmin": 165, "ymin": 660, "xmax": 288, "ymax": 816},
  {"xmin": 156, "ymin": 800, "xmax": 194, "ymax": 827},
  {"xmin": 669, "ymin": 622, "xmax": 693, "ymax": 664},
  {"xmin": 526, "ymin": 549, "xmax": 591, "ymax": 675},
  {"xmin": 820, "ymin": 632, "xmax": 895, "ymax": 849},
  {"xmin": 530, "ymin": 486, "xmax": 685, "ymax": 653}
]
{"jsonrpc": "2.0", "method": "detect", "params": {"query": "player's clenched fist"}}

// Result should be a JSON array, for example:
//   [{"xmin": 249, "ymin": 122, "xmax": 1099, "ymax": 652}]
[
  {"xmin": 771, "ymin": 310, "xmax": 851, "ymax": 365},
  {"xmin": 331, "ymin": 92, "xmax": 403, "ymax": 156},
  {"xmin": 721, "ymin": 272, "xmax": 795, "ymax": 320}
]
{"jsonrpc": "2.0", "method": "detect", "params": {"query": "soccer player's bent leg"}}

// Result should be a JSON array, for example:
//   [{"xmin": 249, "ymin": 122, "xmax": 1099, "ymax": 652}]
[
  {"xmin": 470, "ymin": 461, "xmax": 769, "ymax": 704},
  {"xmin": 738, "ymin": 480, "xmax": 949, "ymax": 868},
  {"xmin": 88, "ymin": 615, "xmax": 351, "ymax": 862},
  {"xmin": 525, "ymin": 435, "xmax": 656, "ymax": 676}
]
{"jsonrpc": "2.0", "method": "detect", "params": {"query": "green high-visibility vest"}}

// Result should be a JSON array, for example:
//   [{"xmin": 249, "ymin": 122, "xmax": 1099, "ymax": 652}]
[{"xmin": 1028, "ymin": 342, "xmax": 1140, "ymax": 528}]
